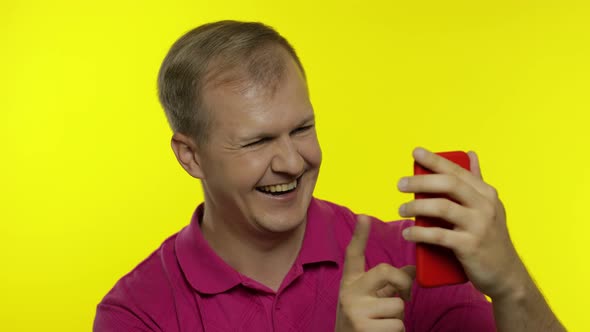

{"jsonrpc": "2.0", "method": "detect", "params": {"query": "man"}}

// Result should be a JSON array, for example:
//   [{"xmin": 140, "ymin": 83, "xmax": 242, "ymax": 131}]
[{"xmin": 94, "ymin": 21, "xmax": 565, "ymax": 331}]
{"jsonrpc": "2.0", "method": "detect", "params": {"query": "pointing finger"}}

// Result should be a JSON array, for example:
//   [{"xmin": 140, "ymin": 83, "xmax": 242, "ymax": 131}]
[{"xmin": 342, "ymin": 215, "xmax": 371, "ymax": 284}]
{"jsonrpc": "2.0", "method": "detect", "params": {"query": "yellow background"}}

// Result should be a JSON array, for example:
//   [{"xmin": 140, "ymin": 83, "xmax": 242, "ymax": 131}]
[{"xmin": 1, "ymin": 0, "xmax": 588, "ymax": 330}]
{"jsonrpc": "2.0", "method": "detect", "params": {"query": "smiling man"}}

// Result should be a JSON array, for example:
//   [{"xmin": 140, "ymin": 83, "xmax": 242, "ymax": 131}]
[
  {"xmin": 174, "ymin": 39, "xmax": 321, "ymax": 291},
  {"xmin": 94, "ymin": 21, "xmax": 565, "ymax": 331}
]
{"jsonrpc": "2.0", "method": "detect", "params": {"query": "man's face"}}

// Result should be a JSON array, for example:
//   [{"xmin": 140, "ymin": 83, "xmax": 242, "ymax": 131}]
[{"xmin": 197, "ymin": 52, "xmax": 322, "ymax": 235}]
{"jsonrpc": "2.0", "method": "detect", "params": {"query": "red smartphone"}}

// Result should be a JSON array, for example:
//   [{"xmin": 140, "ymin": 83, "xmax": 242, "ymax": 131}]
[{"xmin": 414, "ymin": 151, "xmax": 470, "ymax": 287}]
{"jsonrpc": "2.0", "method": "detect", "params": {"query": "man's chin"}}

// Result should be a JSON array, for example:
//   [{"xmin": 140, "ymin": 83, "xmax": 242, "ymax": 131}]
[
  {"xmin": 253, "ymin": 207, "xmax": 308, "ymax": 234},
  {"xmin": 250, "ymin": 184, "xmax": 314, "ymax": 233}
]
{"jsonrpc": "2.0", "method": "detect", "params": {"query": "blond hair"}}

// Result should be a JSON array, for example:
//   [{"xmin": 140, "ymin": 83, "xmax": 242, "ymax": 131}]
[{"xmin": 157, "ymin": 20, "xmax": 305, "ymax": 146}]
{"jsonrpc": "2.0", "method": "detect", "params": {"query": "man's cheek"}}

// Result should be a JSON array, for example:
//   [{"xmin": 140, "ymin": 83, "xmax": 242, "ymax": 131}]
[{"xmin": 236, "ymin": 156, "xmax": 272, "ymax": 183}]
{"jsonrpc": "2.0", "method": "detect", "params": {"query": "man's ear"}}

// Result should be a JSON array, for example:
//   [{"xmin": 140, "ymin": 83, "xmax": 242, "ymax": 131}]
[{"xmin": 170, "ymin": 133, "xmax": 205, "ymax": 179}]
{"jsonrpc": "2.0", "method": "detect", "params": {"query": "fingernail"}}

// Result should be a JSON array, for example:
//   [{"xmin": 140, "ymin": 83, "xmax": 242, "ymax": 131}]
[
  {"xmin": 402, "ymin": 228, "xmax": 410, "ymax": 239},
  {"xmin": 398, "ymin": 178, "xmax": 408, "ymax": 190},
  {"xmin": 398, "ymin": 204, "xmax": 407, "ymax": 216},
  {"xmin": 414, "ymin": 147, "xmax": 426, "ymax": 158}
]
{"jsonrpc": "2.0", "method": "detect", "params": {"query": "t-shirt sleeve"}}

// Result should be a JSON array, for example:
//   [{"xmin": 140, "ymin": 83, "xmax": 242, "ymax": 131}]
[
  {"xmin": 367, "ymin": 218, "xmax": 497, "ymax": 332},
  {"xmin": 94, "ymin": 302, "xmax": 156, "ymax": 332},
  {"xmin": 93, "ymin": 255, "xmax": 171, "ymax": 332},
  {"xmin": 406, "ymin": 281, "xmax": 496, "ymax": 332}
]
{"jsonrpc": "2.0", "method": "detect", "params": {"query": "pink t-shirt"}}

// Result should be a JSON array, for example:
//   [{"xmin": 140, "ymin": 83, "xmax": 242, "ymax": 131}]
[{"xmin": 94, "ymin": 198, "xmax": 496, "ymax": 331}]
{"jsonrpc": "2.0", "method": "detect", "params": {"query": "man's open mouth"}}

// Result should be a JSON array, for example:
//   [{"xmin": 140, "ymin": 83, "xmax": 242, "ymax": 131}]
[{"xmin": 256, "ymin": 177, "xmax": 300, "ymax": 196}]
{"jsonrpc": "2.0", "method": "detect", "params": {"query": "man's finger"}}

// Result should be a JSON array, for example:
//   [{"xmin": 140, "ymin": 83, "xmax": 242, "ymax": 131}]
[
  {"xmin": 369, "ymin": 319, "xmax": 406, "ymax": 332},
  {"xmin": 399, "ymin": 198, "xmax": 472, "ymax": 229},
  {"xmin": 402, "ymin": 226, "xmax": 469, "ymax": 253},
  {"xmin": 412, "ymin": 147, "xmax": 489, "ymax": 195},
  {"xmin": 369, "ymin": 297, "xmax": 405, "ymax": 319},
  {"xmin": 358, "ymin": 264, "xmax": 415, "ymax": 302},
  {"xmin": 342, "ymin": 215, "xmax": 371, "ymax": 284},
  {"xmin": 400, "ymin": 266, "xmax": 416, "ymax": 302},
  {"xmin": 400, "ymin": 265, "xmax": 416, "ymax": 280},
  {"xmin": 375, "ymin": 266, "xmax": 416, "ymax": 300},
  {"xmin": 376, "ymin": 284, "xmax": 398, "ymax": 298},
  {"xmin": 468, "ymin": 150, "xmax": 483, "ymax": 180}
]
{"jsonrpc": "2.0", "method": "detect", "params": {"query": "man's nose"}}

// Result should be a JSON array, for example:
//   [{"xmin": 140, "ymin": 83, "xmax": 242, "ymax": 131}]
[{"xmin": 270, "ymin": 136, "xmax": 304, "ymax": 176}]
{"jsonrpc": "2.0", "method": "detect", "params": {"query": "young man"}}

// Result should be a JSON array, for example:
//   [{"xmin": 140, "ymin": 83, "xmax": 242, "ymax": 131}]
[{"xmin": 94, "ymin": 21, "xmax": 564, "ymax": 331}]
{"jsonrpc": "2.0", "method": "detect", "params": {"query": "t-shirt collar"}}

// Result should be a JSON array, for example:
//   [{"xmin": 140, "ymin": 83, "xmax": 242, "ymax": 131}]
[
  {"xmin": 175, "ymin": 197, "xmax": 341, "ymax": 295},
  {"xmin": 297, "ymin": 198, "xmax": 342, "ymax": 266}
]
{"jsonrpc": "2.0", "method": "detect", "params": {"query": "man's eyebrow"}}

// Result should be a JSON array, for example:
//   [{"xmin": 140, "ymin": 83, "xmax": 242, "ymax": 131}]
[
  {"xmin": 296, "ymin": 114, "xmax": 316, "ymax": 127},
  {"xmin": 238, "ymin": 113, "xmax": 315, "ymax": 142},
  {"xmin": 238, "ymin": 113, "xmax": 316, "ymax": 143}
]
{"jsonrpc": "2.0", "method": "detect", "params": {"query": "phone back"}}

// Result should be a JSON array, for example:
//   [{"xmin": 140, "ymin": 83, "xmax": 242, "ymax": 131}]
[{"xmin": 413, "ymin": 151, "xmax": 470, "ymax": 287}]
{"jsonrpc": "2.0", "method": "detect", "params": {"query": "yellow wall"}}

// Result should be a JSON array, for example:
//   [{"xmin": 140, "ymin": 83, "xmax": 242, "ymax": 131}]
[{"xmin": 1, "ymin": 1, "xmax": 588, "ymax": 330}]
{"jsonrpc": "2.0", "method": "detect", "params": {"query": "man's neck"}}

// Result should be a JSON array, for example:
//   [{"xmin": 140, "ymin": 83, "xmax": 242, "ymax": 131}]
[{"xmin": 200, "ymin": 207, "xmax": 306, "ymax": 292}]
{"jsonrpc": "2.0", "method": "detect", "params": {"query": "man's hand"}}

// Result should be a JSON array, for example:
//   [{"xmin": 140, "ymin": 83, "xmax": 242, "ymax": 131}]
[
  {"xmin": 397, "ymin": 147, "xmax": 566, "ymax": 331},
  {"xmin": 335, "ymin": 215, "xmax": 416, "ymax": 332},
  {"xmin": 397, "ymin": 147, "xmax": 524, "ymax": 299}
]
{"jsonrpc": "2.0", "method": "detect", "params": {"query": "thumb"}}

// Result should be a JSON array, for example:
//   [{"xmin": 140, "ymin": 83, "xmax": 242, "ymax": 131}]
[
  {"xmin": 468, "ymin": 150, "xmax": 483, "ymax": 180},
  {"xmin": 399, "ymin": 265, "xmax": 416, "ymax": 301},
  {"xmin": 400, "ymin": 265, "xmax": 417, "ymax": 280},
  {"xmin": 342, "ymin": 215, "xmax": 371, "ymax": 284}
]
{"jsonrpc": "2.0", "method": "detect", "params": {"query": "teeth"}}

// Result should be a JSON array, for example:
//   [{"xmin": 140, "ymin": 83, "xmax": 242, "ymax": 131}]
[{"xmin": 258, "ymin": 179, "xmax": 297, "ymax": 193}]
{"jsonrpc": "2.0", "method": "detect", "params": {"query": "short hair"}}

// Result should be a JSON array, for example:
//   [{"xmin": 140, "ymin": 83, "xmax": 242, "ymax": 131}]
[{"xmin": 157, "ymin": 20, "xmax": 306, "ymax": 146}]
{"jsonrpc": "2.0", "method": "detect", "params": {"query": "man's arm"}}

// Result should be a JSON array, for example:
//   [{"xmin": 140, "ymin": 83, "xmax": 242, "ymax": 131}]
[
  {"xmin": 398, "ymin": 147, "xmax": 565, "ymax": 331},
  {"xmin": 491, "ymin": 262, "xmax": 564, "ymax": 331}
]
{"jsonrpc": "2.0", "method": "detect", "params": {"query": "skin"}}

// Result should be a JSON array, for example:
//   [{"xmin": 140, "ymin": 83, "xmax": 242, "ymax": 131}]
[{"xmin": 170, "ymin": 47, "xmax": 321, "ymax": 291}]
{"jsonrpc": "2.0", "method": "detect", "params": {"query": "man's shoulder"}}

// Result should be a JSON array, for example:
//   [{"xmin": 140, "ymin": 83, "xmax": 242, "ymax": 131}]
[
  {"xmin": 311, "ymin": 197, "xmax": 416, "ymax": 267},
  {"xmin": 310, "ymin": 197, "xmax": 355, "ymax": 223},
  {"xmin": 95, "ymin": 231, "xmax": 187, "ymax": 329},
  {"xmin": 312, "ymin": 197, "xmax": 414, "ymax": 232}
]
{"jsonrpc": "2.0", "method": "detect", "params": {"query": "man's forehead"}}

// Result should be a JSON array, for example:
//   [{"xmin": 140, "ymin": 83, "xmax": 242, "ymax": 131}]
[
  {"xmin": 202, "ymin": 67, "xmax": 306, "ymax": 118},
  {"xmin": 203, "ymin": 46, "xmax": 291, "ymax": 98},
  {"xmin": 200, "ymin": 49, "xmax": 311, "ymax": 139},
  {"xmin": 208, "ymin": 72, "xmax": 276, "ymax": 100},
  {"xmin": 202, "ymin": 74, "xmax": 281, "ymax": 119},
  {"xmin": 205, "ymin": 83, "xmax": 314, "ymax": 139}
]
